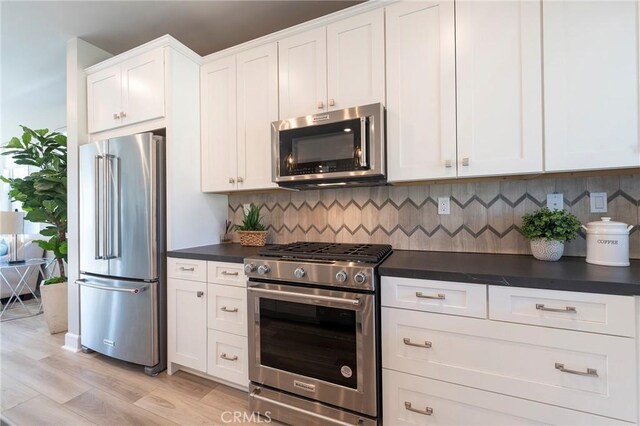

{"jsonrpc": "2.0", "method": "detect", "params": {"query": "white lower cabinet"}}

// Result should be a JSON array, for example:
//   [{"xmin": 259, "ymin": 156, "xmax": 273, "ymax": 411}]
[
  {"xmin": 384, "ymin": 369, "xmax": 631, "ymax": 426},
  {"xmin": 167, "ymin": 278, "xmax": 207, "ymax": 372},
  {"xmin": 207, "ymin": 329, "xmax": 249, "ymax": 385},
  {"xmin": 382, "ymin": 281, "xmax": 639, "ymax": 424},
  {"xmin": 168, "ymin": 258, "xmax": 249, "ymax": 390}
]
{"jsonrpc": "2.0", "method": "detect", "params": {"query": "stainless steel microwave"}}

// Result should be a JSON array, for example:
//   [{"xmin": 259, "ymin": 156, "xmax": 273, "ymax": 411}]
[{"xmin": 271, "ymin": 103, "xmax": 386, "ymax": 189}]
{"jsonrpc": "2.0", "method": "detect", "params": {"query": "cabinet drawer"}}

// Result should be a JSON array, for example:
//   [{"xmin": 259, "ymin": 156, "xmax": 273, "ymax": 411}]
[
  {"xmin": 207, "ymin": 262, "xmax": 246, "ymax": 287},
  {"xmin": 207, "ymin": 283, "xmax": 247, "ymax": 336},
  {"xmin": 383, "ymin": 369, "xmax": 631, "ymax": 425},
  {"xmin": 489, "ymin": 286, "xmax": 636, "ymax": 337},
  {"xmin": 382, "ymin": 307, "xmax": 637, "ymax": 421},
  {"xmin": 207, "ymin": 329, "xmax": 248, "ymax": 388},
  {"xmin": 381, "ymin": 277, "xmax": 487, "ymax": 318},
  {"xmin": 167, "ymin": 258, "xmax": 207, "ymax": 282}
]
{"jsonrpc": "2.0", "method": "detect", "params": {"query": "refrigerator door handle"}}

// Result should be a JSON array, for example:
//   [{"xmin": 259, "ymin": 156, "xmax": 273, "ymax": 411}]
[
  {"xmin": 105, "ymin": 154, "xmax": 120, "ymax": 260},
  {"xmin": 94, "ymin": 155, "xmax": 103, "ymax": 260},
  {"xmin": 76, "ymin": 279, "xmax": 144, "ymax": 294},
  {"xmin": 103, "ymin": 154, "xmax": 110, "ymax": 261}
]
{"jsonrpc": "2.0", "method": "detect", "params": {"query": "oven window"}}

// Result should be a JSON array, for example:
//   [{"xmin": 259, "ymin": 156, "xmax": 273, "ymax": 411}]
[
  {"xmin": 259, "ymin": 298, "xmax": 358, "ymax": 389},
  {"xmin": 278, "ymin": 117, "xmax": 368, "ymax": 176}
]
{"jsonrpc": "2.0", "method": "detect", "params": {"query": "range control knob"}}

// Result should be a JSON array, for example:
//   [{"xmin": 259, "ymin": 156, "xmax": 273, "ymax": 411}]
[
  {"xmin": 294, "ymin": 267, "xmax": 306, "ymax": 278},
  {"xmin": 257, "ymin": 265, "xmax": 271, "ymax": 275},
  {"xmin": 354, "ymin": 272, "xmax": 368, "ymax": 285},
  {"xmin": 244, "ymin": 263, "xmax": 256, "ymax": 274},
  {"xmin": 335, "ymin": 270, "xmax": 348, "ymax": 283}
]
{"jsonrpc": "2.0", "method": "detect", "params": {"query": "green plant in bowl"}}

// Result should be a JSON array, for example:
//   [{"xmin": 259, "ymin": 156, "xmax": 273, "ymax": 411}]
[{"xmin": 520, "ymin": 207, "xmax": 581, "ymax": 261}]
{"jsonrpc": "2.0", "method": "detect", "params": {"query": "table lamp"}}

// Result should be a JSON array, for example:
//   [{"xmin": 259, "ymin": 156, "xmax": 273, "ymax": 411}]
[{"xmin": 0, "ymin": 211, "xmax": 25, "ymax": 265}]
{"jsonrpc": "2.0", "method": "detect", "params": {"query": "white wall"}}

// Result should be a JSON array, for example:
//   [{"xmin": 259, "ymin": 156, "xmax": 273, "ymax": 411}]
[{"xmin": 65, "ymin": 38, "xmax": 111, "ymax": 352}]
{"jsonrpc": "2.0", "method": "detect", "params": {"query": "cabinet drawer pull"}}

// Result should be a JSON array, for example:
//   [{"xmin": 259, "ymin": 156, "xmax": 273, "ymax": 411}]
[
  {"xmin": 120, "ymin": 111, "xmax": 127, "ymax": 118},
  {"xmin": 445, "ymin": 160, "xmax": 453, "ymax": 168},
  {"xmin": 416, "ymin": 292, "xmax": 445, "ymax": 300},
  {"xmin": 403, "ymin": 337, "xmax": 432, "ymax": 349},
  {"xmin": 196, "ymin": 291, "xmax": 204, "ymax": 298},
  {"xmin": 113, "ymin": 113, "xmax": 120, "ymax": 120},
  {"xmin": 221, "ymin": 271, "xmax": 239, "ymax": 276},
  {"xmin": 220, "ymin": 353, "xmax": 238, "ymax": 361},
  {"xmin": 536, "ymin": 304, "xmax": 576, "ymax": 313},
  {"xmin": 220, "ymin": 306, "xmax": 239, "ymax": 313},
  {"xmin": 179, "ymin": 266, "xmax": 195, "ymax": 272},
  {"xmin": 462, "ymin": 157, "xmax": 470, "ymax": 166},
  {"xmin": 404, "ymin": 401, "xmax": 433, "ymax": 416},
  {"xmin": 555, "ymin": 363, "xmax": 598, "ymax": 377}
]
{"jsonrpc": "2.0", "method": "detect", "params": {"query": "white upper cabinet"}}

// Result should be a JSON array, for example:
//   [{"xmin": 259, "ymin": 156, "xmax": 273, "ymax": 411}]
[
  {"xmin": 386, "ymin": 1, "xmax": 457, "ymax": 182},
  {"xmin": 236, "ymin": 43, "xmax": 279, "ymax": 191},
  {"xmin": 279, "ymin": 27, "xmax": 328, "ymax": 119},
  {"xmin": 327, "ymin": 8, "xmax": 385, "ymax": 111},
  {"xmin": 456, "ymin": 1, "xmax": 543, "ymax": 177},
  {"xmin": 201, "ymin": 43, "xmax": 278, "ymax": 193},
  {"xmin": 279, "ymin": 10, "xmax": 385, "ymax": 119},
  {"xmin": 201, "ymin": 55, "xmax": 237, "ymax": 192},
  {"xmin": 87, "ymin": 48, "xmax": 165, "ymax": 134},
  {"xmin": 543, "ymin": 1, "xmax": 640, "ymax": 172}
]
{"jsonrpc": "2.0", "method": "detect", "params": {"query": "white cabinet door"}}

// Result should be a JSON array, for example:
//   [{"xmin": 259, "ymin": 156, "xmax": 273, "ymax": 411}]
[
  {"xmin": 386, "ymin": 1, "xmax": 457, "ymax": 182},
  {"xmin": 167, "ymin": 278, "xmax": 207, "ymax": 373},
  {"xmin": 201, "ymin": 56, "xmax": 238, "ymax": 192},
  {"xmin": 456, "ymin": 1, "xmax": 543, "ymax": 177},
  {"xmin": 278, "ymin": 27, "xmax": 327, "ymax": 119},
  {"xmin": 327, "ymin": 8, "xmax": 385, "ymax": 111},
  {"xmin": 543, "ymin": 1, "xmax": 640, "ymax": 171},
  {"xmin": 87, "ymin": 65, "xmax": 122, "ymax": 133},
  {"xmin": 120, "ymin": 48, "xmax": 165, "ymax": 127},
  {"xmin": 236, "ymin": 43, "xmax": 279, "ymax": 191}
]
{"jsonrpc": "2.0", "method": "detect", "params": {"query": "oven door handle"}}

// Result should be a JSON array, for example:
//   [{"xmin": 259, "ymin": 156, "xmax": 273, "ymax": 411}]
[{"xmin": 248, "ymin": 286, "xmax": 361, "ymax": 307}]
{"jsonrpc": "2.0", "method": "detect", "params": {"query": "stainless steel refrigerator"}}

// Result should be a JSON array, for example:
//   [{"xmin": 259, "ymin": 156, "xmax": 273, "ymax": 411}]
[{"xmin": 78, "ymin": 132, "xmax": 166, "ymax": 375}]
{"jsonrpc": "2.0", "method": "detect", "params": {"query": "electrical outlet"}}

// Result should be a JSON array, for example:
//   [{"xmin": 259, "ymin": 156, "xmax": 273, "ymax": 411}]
[
  {"xmin": 590, "ymin": 192, "xmax": 607, "ymax": 213},
  {"xmin": 243, "ymin": 204, "xmax": 251, "ymax": 215},
  {"xmin": 438, "ymin": 197, "xmax": 450, "ymax": 215},
  {"xmin": 546, "ymin": 193, "xmax": 564, "ymax": 211}
]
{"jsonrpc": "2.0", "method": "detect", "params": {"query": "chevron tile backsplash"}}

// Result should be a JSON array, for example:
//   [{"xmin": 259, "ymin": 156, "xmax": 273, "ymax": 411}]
[{"xmin": 228, "ymin": 173, "xmax": 640, "ymax": 259}]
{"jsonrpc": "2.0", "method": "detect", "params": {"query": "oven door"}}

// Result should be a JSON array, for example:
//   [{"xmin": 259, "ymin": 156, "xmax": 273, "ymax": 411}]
[{"xmin": 247, "ymin": 281, "xmax": 377, "ymax": 417}]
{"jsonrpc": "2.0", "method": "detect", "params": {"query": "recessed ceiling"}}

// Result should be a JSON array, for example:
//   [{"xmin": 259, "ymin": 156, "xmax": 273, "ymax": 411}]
[{"xmin": 0, "ymin": 0, "xmax": 362, "ymax": 144}]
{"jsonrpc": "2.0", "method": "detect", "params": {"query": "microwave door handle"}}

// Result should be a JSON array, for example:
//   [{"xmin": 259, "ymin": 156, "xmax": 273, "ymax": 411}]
[{"xmin": 360, "ymin": 117, "xmax": 368, "ymax": 168}]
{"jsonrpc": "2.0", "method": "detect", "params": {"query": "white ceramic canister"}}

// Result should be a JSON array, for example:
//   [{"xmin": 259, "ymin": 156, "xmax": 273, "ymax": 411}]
[{"xmin": 581, "ymin": 217, "xmax": 634, "ymax": 267}]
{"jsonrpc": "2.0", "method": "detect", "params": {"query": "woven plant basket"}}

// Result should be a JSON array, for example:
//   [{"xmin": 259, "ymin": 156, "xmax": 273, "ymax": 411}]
[{"xmin": 238, "ymin": 231, "xmax": 268, "ymax": 247}]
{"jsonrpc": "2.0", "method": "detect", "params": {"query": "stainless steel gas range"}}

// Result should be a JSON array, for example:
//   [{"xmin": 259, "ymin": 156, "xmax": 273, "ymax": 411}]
[{"xmin": 244, "ymin": 242, "xmax": 392, "ymax": 426}]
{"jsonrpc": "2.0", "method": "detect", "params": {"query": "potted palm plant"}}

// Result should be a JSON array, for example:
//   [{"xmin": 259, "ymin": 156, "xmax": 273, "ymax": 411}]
[
  {"xmin": 235, "ymin": 203, "xmax": 268, "ymax": 246},
  {"xmin": 520, "ymin": 207, "xmax": 581, "ymax": 261},
  {"xmin": 1, "ymin": 126, "xmax": 68, "ymax": 333}
]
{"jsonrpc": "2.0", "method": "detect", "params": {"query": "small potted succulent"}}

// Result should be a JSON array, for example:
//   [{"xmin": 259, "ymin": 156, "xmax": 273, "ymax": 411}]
[
  {"xmin": 235, "ymin": 203, "xmax": 268, "ymax": 247},
  {"xmin": 520, "ymin": 207, "xmax": 581, "ymax": 261}
]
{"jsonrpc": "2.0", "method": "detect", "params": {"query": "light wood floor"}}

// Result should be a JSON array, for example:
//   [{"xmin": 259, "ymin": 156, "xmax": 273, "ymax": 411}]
[{"xmin": 0, "ymin": 314, "xmax": 277, "ymax": 425}]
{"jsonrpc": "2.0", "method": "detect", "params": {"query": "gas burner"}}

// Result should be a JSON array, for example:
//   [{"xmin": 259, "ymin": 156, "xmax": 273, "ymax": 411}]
[{"xmin": 258, "ymin": 242, "xmax": 392, "ymax": 264}]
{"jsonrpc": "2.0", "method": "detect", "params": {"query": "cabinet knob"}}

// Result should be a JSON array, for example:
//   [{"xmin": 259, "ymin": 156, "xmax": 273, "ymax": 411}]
[
  {"xmin": 317, "ymin": 100, "xmax": 324, "ymax": 109},
  {"xmin": 328, "ymin": 98, "xmax": 335, "ymax": 107},
  {"xmin": 462, "ymin": 157, "xmax": 470, "ymax": 166},
  {"xmin": 229, "ymin": 178, "xmax": 235, "ymax": 184},
  {"xmin": 113, "ymin": 113, "xmax": 120, "ymax": 120},
  {"xmin": 196, "ymin": 291, "xmax": 204, "ymax": 298},
  {"xmin": 120, "ymin": 111, "xmax": 126, "ymax": 118},
  {"xmin": 445, "ymin": 160, "xmax": 453, "ymax": 168},
  {"xmin": 237, "ymin": 176, "xmax": 244, "ymax": 183}
]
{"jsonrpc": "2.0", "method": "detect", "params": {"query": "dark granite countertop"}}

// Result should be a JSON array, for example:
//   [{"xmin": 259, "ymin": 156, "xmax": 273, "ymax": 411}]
[
  {"xmin": 379, "ymin": 250, "xmax": 640, "ymax": 296},
  {"xmin": 167, "ymin": 243, "xmax": 640, "ymax": 296},
  {"xmin": 167, "ymin": 243, "xmax": 265, "ymax": 263}
]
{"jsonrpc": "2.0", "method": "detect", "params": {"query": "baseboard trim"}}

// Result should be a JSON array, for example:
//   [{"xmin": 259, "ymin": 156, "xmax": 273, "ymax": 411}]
[{"xmin": 62, "ymin": 332, "xmax": 81, "ymax": 352}]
